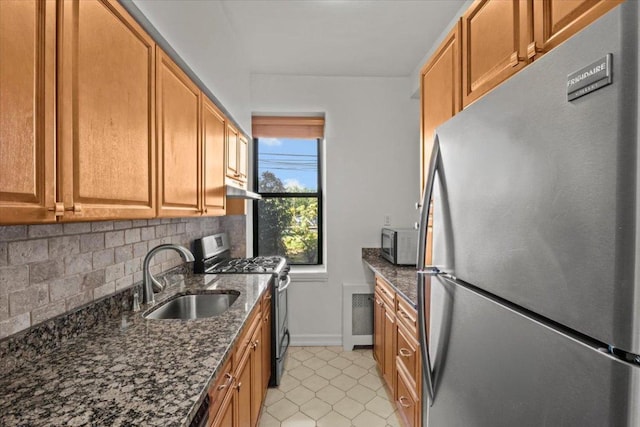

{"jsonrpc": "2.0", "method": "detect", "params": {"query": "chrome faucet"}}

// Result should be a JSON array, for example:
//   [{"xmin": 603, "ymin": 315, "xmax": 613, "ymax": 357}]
[{"xmin": 142, "ymin": 244, "xmax": 195, "ymax": 305}]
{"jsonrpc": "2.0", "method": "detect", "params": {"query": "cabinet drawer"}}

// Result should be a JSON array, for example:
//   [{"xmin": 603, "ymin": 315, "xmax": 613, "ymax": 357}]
[
  {"xmin": 209, "ymin": 356, "xmax": 234, "ymax": 421},
  {"xmin": 233, "ymin": 306, "xmax": 261, "ymax": 367},
  {"xmin": 375, "ymin": 276, "xmax": 395, "ymax": 308},
  {"xmin": 396, "ymin": 322, "xmax": 420, "ymax": 392},
  {"xmin": 396, "ymin": 297, "xmax": 418, "ymax": 338},
  {"xmin": 395, "ymin": 366, "xmax": 420, "ymax": 427}
]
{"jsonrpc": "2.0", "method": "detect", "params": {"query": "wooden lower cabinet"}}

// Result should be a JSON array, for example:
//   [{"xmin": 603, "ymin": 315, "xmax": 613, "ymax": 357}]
[
  {"xmin": 250, "ymin": 325, "xmax": 263, "ymax": 427},
  {"xmin": 235, "ymin": 348, "xmax": 252, "ymax": 427},
  {"xmin": 382, "ymin": 307, "xmax": 396, "ymax": 390},
  {"xmin": 210, "ymin": 291, "xmax": 270, "ymax": 427},
  {"xmin": 373, "ymin": 275, "xmax": 422, "ymax": 427},
  {"xmin": 395, "ymin": 364, "xmax": 420, "ymax": 427},
  {"xmin": 212, "ymin": 385, "xmax": 236, "ymax": 427},
  {"xmin": 373, "ymin": 292, "xmax": 385, "ymax": 365}
]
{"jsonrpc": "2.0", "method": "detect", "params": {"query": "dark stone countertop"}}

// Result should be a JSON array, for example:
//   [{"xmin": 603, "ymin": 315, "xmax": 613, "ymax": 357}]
[
  {"xmin": 0, "ymin": 271, "xmax": 272, "ymax": 427},
  {"xmin": 362, "ymin": 248, "xmax": 418, "ymax": 307}
]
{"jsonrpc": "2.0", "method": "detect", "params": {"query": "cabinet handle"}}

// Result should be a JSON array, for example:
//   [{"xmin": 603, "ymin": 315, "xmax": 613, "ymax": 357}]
[
  {"xmin": 203, "ymin": 208, "xmax": 208, "ymax": 214},
  {"xmin": 73, "ymin": 203, "xmax": 82, "ymax": 214},
  {"xmin": 399, "ymin": 396, "xmax": 412, "ymax": 408},
  {"xmin": 527, "ymin": 41, "xmax": 544, "ymax": 60},
  {"xmin": 399, "ymin": 309, "xmax": 412, "ymax": 321},
  {"xmin": 509, "ymin": 51, "xmax": 525, "ymax": 68},
  {"xmin": 399, "ymin": 348, "xmax": 412, "ymax": 357},
  {"xmin": 49, "ymin": 202, "xmax": 65, "ymax": 217},
  {"xmin": 236, "ymin": 382, "xmax": 242, "ymax": 391},
  {"xmin": 217, "ymin": 373, "xmax": 233, "ymax": 391}
]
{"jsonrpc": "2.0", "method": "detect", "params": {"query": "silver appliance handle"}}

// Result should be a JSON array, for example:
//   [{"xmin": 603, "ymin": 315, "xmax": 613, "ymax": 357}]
[
  {"xmin": 277, "ymin": 275, "xmax": 291, "ymax": 293},
  {"xmin": 417, "ymin": 137, "xmax": 440, "ymax": 406}
]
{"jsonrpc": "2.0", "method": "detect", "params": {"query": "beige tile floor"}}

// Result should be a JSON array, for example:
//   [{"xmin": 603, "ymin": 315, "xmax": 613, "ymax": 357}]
[{"xmin": 259, "ymin": 346, "xmax": 404, "ymax": 427}]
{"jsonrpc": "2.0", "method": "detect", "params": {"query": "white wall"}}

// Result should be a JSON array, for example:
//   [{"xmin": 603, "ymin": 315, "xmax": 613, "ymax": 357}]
[
  {"xmin": 251, "ymin": 74, "xmax": 420, "ymax": 345},
  {"xmin": 130, "ymin": 0, "xmax": 251, "ymax": 132}
]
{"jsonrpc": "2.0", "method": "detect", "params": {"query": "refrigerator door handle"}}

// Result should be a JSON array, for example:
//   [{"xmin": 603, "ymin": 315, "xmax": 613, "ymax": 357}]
[
  {"xmin": 417, "ymin": 137, "xmax": 441, "ymax": 406},
  {"xmin": 418, "ymin": 270, "xmax": 437, "ymax": 405}
]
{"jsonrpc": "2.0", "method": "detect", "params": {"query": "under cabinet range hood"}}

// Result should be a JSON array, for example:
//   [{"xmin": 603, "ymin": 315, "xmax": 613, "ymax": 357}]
[{"xmin": 225, "ymin": 184, "xmax": 262, "ymax": 200}]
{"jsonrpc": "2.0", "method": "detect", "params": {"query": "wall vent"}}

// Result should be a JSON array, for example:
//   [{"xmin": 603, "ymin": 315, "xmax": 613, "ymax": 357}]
[{"xmin": 342, "ymin": 283, "xmax": 374, "ymax": 351}]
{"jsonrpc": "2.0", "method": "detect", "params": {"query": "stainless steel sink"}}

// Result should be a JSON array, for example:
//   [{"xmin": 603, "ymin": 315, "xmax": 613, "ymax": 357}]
[{"xmin": 144, "ymin": 291, "xmax": 240, "ymax": 320}]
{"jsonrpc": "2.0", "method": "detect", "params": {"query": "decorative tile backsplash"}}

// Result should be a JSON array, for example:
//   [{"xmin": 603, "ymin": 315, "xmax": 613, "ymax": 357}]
[{"xmin": 0, "ymin": 215, "xmax": 246, "ymax": 339}]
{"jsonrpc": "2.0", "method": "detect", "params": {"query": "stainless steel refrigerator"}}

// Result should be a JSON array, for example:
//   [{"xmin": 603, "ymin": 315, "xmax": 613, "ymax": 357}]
[{"xmin": 417, "ymin": 2, "xmax": 640, "ymax": 426}]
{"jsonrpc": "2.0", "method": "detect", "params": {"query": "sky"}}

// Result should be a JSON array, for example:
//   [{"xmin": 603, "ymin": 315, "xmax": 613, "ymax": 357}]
[{"xmin": 257, "ymin": 137, "xmax": 318, "ymax": 192}]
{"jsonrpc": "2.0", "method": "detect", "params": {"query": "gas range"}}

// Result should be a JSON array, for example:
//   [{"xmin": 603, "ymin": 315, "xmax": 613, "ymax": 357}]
[
  {"xmin": 193, "ymin": 233, "xmax": 287, "ymax": 276},
  {"xmin": 193, "ymin": 233, "xmax": 290, "ymax": 387},
  {"xmin": 205, "ymin": 256, "xmax": 287, "ymax": 275}
]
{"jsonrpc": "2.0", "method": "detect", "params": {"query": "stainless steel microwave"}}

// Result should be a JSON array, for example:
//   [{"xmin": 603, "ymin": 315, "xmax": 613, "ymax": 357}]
[{"xmin": 381, "ymin": 227, "xmax": 418, "ymax": 266}]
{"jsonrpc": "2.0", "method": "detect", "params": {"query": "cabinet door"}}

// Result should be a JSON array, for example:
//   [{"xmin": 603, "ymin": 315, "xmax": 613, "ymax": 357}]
[
  {"xmin": 395, "ymin": 365, "xmax": 419, "ymax": 427},
  {"xmin": 202, "ymin": 96, "xmax": 226, "ymax": 216},
  {"xmin": 462, "ymin": 0, "xmax": 531, "ymax": 107},
  {"xmin": 211, "ymin": 381, "xmax": 235, "ymax": 427},
  {"xmin": 420, "ymin": 22, "xmax": 460, "ymax": 194},
  {"xmin": 373, "ymin": 293, "xmax": 385, "ymax": 366},
  {"xmin": 235, "ymin": 350, "xmax": 252, "ymax": 427},
  {"xmin": 383, "ymin": 306, "xmax": 396, "ymax": 392},
  {"xmin": 0, "ymin": 0, "xmax": 56, "ymax": 224},
  {"xmin": 532, "ymin": 0, "xmax": 623, "ymax": 59},
  {"xmin": 250, "ymin": 324, "xmax": 262, "ymax": 427},
  {"xmin": 58, "ymin": 0, "xmax": 156, "ymax": 221},
  {"xmin": 156, "ymin": 48, "xmax": 201, "ymax": 218},
  {"xmin": 238, "ymin": 135, "xmax": 248, "ymax": 183},
  {"xmin": 261, "ymin": 296, "xmax": 272, "ymax": 394},
  {"xmin": 396, "ymin": 322, "xmax": 420, "ymax": 391},
  {"xmin": 226, "ymin": 124, "xmax": 239, "ymax": 180}
]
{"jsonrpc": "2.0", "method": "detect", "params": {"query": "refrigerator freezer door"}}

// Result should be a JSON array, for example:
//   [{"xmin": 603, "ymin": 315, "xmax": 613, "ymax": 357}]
[
  {"xmin": 432, "ymin": 2, "xmax": 640, "ymax": 353},
  {"xmin": 425, "ymin": 275, "xmax": 639, "ymax": 427}
]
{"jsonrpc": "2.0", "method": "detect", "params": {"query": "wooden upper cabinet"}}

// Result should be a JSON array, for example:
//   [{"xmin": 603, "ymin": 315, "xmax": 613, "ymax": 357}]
[
  {"xmin": 0, "ymin": 0, "xmax": 56, "ymax": 224},
  {"xmin": 202, "ymin": 96, "xmax": 226, "ymax": 216},
  {"xmin": 226, "ymin": 123, "xmax": 240, "ymax": 182},
  {"xmin": 531, "ymin": 0, "xmax": 623, "ymax": 59},
  {"xmin": 420, "ymin": 22, "xmax": 461, "ymax": 194},
  {"xmin": 57, "ymin": 0, "xmax": 156, "ymax": 221},
  {"xmin": 238, "ymin": 135, "xmax": 248, "ymax": 182},
  {"xmin": 461, "ymin": 0, "xmax": 532, "ymax": 108},
  {"xmin": 156, "ymin": 48, "xmax": 201, "ymax": 218}
]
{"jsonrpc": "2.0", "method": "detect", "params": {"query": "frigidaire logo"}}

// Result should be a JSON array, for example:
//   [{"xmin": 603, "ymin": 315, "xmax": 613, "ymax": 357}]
[{"xmin": 567, "ymin": 62, "xmax": 607, "ymax": 88}]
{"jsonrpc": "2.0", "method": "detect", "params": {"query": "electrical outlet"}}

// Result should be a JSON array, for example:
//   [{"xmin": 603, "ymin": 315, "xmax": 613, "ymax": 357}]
[{"xmin": 384, "ymin": 215, "xmax": 391, "ymax": 226}]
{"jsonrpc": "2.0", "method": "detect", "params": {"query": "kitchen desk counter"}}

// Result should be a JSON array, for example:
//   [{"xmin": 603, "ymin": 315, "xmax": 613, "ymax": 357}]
[
  {"xmin": 362, "ymin": 248, "xmax": 417, "ymax": 307},
  {"xmin": 0, "ymin": 272, "xmax": 272, "ymax": 426}
]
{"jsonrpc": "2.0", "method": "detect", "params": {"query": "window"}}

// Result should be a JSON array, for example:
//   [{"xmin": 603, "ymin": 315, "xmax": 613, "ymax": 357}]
[{"xmin": 252, "ymin": 117, "xmax": 324, "ymax": 265}]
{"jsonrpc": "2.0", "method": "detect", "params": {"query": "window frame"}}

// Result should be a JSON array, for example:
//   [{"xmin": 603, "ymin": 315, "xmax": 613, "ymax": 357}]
[{"xmin": 252, "ymin": 137, "xmax": 323, "ymax": 265}]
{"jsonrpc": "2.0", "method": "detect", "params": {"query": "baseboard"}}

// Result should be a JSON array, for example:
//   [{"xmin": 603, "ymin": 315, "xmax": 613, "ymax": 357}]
[{"xmin": 289, "ymin": 334, "xmax": 342, "ymax": 347}]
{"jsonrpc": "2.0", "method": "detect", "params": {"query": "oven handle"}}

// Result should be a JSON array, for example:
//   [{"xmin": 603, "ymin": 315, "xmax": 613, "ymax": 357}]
[
  {"xmin": 277, "ymin": 275, "xmax": 291, "ymax": 293},
  {"xmin": 280, "ymin": 329, "xmax": 290, "ymax": 352}
]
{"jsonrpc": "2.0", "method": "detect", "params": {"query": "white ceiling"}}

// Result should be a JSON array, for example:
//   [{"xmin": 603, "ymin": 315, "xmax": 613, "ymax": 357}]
[{"xmin": 221, "ymin": 0, "xmax": 466, "ymax": 77}]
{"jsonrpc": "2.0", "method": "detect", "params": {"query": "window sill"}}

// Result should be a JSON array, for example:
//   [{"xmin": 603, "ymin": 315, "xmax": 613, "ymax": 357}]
[{"xmin": 288, "ymin": 265, "xmax": 328, "ymax": 283}]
